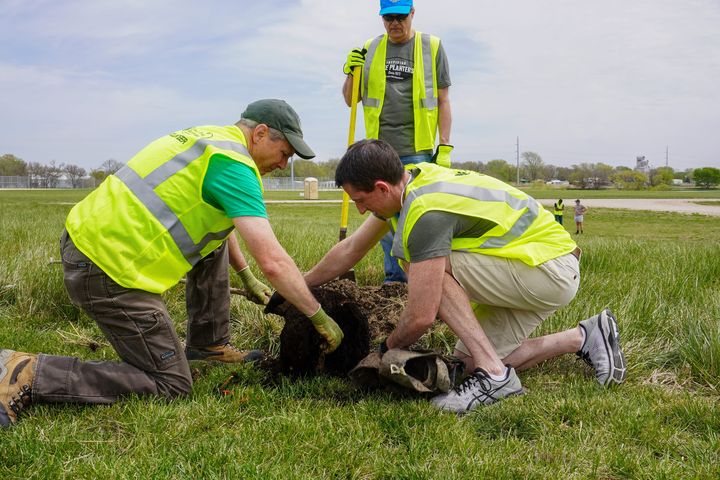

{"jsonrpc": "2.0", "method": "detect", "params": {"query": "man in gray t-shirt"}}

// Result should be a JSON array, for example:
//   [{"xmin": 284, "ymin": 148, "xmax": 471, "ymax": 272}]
[
  {"xmin": 342, "ymin": 0, "xmax": 452, "ymax": 283},
  {"xmin": 377, "ymin": 36, "xmax": 451, "ymax": 157}
]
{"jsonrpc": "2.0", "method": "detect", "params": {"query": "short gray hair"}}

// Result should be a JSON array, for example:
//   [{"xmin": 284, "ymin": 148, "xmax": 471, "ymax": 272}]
[{"xmin": 237, "ymin": 118, "xmax": 285, "ymax": 141}]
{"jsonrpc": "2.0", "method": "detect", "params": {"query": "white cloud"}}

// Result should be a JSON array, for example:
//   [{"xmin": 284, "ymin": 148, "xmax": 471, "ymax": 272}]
[{"xmin": 1, "ymin": 0, "xmax": 718, "ymax": 170}]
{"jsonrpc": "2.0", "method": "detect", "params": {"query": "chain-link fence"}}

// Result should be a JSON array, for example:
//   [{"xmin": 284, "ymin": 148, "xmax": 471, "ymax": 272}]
[
  {"xmin": 0, "ymin": 176, "xmax": 30, "ymax": 188},
  {"xmin": 1, "ymin": 175, "xmax": 337, "ymax": 190},
  {"xmin": 262, "ymin": 177, "xmax": 336, "ymax": 190}
]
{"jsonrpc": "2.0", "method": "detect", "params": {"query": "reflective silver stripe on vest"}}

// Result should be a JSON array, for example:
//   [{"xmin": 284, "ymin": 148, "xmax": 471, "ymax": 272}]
[
  {"xmin": 144, "ymin": 139, "xmax": 250, "ymax": 188},
  {"xmin": 114, "ymin": 138, "xmax": 248, "ymax": 266},
  {"xmin": 420, "ymin": 33, "xmax": 437, "ymax": 110},
  {"xmin": 362, "ymin": 35, "xmax": 384, "ymax": 108},
  {"xmin": 392, "ymin": 180, "xmax": 539, "ymax": 259}
]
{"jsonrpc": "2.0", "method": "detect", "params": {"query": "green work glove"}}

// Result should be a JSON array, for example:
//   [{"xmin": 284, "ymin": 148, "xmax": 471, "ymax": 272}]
[
  {"xmin": 432, "ymin": 144, "xmax": 453, "ymax": 168},
  {"xmin": 308, "ymin": 307, "xmax": 344, "ymax": 353},
  {"xmin": 343, "ymin": 47, "xmax": 367, "ymax": 75},
  {"xmin": 237, "ymin": 267, "xmax": 272, "ymax": 305}
]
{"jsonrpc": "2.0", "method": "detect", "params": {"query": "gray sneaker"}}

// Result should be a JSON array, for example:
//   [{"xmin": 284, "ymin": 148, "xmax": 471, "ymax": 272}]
[
  {"xmin": 577, "ymin": 309, "xmax": 627, "ymax": 386},
  {"xmin": 430, "ymin": 367, "xmax": 523, "ymax": 413}
]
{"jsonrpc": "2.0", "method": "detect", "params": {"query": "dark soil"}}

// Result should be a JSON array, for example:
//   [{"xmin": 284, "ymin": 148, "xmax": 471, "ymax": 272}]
[{"xmin": 268, "ymin": 279, "xmax": 407, "ymax": 377}]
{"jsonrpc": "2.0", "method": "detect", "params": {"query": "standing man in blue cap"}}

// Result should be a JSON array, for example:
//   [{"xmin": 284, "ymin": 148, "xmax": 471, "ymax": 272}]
[{"xmin": 342, "ymin": 0, "xmax": 453, "ymax": 284}]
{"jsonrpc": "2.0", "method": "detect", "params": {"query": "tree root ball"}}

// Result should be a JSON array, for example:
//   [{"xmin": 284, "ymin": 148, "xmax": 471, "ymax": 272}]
[{"xmin": 271, "ymin": 279, "xmax": 407, "ymax": 377}]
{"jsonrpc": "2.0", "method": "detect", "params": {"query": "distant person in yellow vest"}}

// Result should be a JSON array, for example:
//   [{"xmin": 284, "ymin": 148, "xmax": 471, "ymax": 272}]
[
  {"xmin": 0, "ymin": 99, "xmax": 344, "ymax": 428},
  {"xmin": 574, "ymin": 199, "xmax": 588, "ymax": 234},
  {"xmin": 553, "ymin": 198, "xmax": 564, "ymax": 225},
  {"xmin": 298, "ymin": 140, "xmax": 627, "ymax": 413},
  {"xmin": 342, "ymin": 0, "xmax": 452, "ymax": 284}
]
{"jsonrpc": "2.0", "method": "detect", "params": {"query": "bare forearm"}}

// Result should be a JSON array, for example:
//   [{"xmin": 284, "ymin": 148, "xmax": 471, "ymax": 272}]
[
  {"xmin": 386, "ymin": 308, "xmax": 434, "ymax": 349},
  {"xmin": 342, "ymin": 74, "xmax": 356, "ymax": 107},
  {"xmin": 304, "ymin": 241, "xmax": 363, "ymax": 287},
  {"xmin": 385, "ymin": 258, "xmax": 444, "ymax": 348},
  {"xmin": 259, "ymin": 252, "xmax": 319, "ymax": 315},
  {"xmin": 438, "ymin": 88, "xmax": 452, "ymax": 144},
  {"xmin": 306, "ymin": 215, "xmax": 388, "ymax": 287},
  {"xmin": 233, "ymin": 217, "xmax": 319, "ymax": 315},
  {"xmin": 226, "ymin": 233, "xmax": 249, "ymax": 271}
]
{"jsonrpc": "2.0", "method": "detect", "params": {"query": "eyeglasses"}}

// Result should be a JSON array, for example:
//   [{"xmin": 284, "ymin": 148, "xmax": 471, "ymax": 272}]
[{"xmin": 382, "ymin": 14, "xmax": 408, "ymax": 23}]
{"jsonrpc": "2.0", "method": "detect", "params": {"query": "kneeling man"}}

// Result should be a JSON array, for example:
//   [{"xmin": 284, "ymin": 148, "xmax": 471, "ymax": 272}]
[{"xmin": 303, "ymin": 139, "xmax": 626, "ymax": 413}]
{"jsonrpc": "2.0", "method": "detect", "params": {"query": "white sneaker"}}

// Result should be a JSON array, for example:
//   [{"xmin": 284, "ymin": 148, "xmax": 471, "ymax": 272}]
[
  {"xmin": 577, "ymin": 309, "xmax": 627, "ymax": 385},
  {"xmin": 430, "ymin": 367, "xmax": 523, "ymax": 413}
]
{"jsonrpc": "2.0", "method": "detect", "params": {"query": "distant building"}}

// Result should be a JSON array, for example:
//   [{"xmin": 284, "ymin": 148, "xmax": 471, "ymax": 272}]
[{"xmin": 635, "ymin": 156, "xmax": 650, "ymax": 174}]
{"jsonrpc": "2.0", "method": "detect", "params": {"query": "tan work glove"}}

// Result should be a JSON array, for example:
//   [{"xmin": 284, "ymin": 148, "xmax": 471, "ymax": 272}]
[
  {"xmin": 308, "ymin": 307, "xmax": 344, "ymax": 353},
  {"xmin": 237, "ymin": 267, "xmax": 272, "ymax": 305}
]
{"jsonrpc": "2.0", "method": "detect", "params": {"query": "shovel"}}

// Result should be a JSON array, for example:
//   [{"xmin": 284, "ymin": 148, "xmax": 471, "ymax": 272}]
[{"xmin": 338, "ymin": 65, "xmax": 362, "ymax": 282}]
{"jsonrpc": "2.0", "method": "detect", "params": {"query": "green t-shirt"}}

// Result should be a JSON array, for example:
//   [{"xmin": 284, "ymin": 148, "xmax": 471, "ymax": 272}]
[{"xmin": 202, "ymin": 154, "xmax": 267, "ymax": 219}]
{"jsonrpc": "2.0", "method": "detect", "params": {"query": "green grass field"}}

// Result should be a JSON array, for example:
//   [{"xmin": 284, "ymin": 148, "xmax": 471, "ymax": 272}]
[{"xmin": 1, "ymin": 189, "xmax": 719, "ymax": 479}]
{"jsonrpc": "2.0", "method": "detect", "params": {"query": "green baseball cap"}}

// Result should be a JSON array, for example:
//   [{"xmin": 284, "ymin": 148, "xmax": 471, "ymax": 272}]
[{"xmin": 241, "ymin": 99, "xmax": 315, "ymax": 159}]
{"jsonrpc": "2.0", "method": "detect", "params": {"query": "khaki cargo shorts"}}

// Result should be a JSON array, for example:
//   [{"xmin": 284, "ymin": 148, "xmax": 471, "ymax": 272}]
[{"xmin": 451, "ymin": 251, "xmax": 580, "ymax": 359}]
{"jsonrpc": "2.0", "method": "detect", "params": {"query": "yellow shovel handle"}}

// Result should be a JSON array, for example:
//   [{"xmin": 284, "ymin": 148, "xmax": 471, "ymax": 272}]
[{"xmin": 339, "ymin": 66, "xmax": 361, "ymax": 241}]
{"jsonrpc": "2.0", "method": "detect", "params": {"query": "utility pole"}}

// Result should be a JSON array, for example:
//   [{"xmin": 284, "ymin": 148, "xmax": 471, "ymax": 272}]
[
  {"xmin": 666, "ymin": 146, "xmax": 669, "ymax": 168},
  {"xmin": 516, "ymin": 136, "xmax": 520, "ymax": 186},
  {"xmin": 290, "ymin": 155, "xmax": 295, "ymax": 189}
]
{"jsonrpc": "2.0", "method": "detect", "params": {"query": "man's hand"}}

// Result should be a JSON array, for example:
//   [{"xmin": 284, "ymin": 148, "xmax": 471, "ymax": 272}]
[
  {"xmin": 237, "ymin": 267, "xmax": 271, "ymax": 305},
  {"xmin": 432, "ymin": 144, "xmax": 453, "ymax": 168},
  {"xmin": 308, "ymin": 307, "xmax": 344, "ymax": 353},
  {"xmin": 343, "ymin": 48, "xmax": 367, "ymax": 75}
]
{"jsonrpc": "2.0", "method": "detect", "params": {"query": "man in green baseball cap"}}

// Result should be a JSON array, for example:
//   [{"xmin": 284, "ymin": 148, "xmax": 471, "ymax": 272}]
[
  {"xmin": 1, "ymin": 98, "xmax": 342, "ymax": 428},
  {"xmin": 241, "ymin": 98, "xmax": 315, "ymax": 160}
]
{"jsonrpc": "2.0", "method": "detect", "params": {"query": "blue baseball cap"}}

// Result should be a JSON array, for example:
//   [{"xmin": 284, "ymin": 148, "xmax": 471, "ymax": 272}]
[{"xmin": 379, "ymin": 0, "xmax": 413, "ymax": 15}]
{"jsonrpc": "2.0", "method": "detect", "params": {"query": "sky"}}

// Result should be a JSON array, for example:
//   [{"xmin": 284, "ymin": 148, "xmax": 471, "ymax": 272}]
[{"xmin": 1, "ymin": 0, "xmax": 719, "ymax": 172}]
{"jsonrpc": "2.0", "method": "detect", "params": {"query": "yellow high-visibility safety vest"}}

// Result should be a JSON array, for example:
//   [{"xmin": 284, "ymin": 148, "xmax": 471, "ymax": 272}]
[
  {"xmin": 361, "ymin": 32, "xmax": 440, "ymax": 152},
  {"xmin": 66, "ymin": 125, "xmax": 263, "ymax": 294},
  {"xmin": 553, "ymin": 201, "xmax": 564, "ymax": 215},
  {"xmin": 389, "ymin": 163, "xmax": 577, "ymax": 266}
]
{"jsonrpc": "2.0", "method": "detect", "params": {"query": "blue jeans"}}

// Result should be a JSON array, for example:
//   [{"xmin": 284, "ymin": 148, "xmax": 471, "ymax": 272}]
[{"xmin": 381, "ymin": 153, "xmax": 432, "ymax": 283}]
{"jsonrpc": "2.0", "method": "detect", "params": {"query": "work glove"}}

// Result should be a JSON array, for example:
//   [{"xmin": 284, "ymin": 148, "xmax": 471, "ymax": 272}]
[
  {"xmin": 432, "ymin": 144, "xmax": 453, "ymax": 168},
  {"xmin": 237, "ymin": 267, "xmax": 272, "ymax": 305},
  {"xmin": 308, "ymin": 307, "xmax": 344, "ymax": 353},
  {"xmin": 263, "ymin": 291, "xmax": 286, "ymax": 314},
  {"xmin": 343, "ymin": 47, "xmax": 367, "ymax": 75}
]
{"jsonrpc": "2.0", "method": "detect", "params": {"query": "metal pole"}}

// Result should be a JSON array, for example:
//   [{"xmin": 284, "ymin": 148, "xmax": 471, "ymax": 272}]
[{"xmin": 516, "ymin": 136, "xmax": 520, "ymax": 186}]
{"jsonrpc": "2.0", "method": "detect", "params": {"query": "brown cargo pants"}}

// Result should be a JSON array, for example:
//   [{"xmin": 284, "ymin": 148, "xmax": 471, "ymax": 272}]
[{"xmin": 32, "ymin": 230, "xmax": 232, "ymax": 404}]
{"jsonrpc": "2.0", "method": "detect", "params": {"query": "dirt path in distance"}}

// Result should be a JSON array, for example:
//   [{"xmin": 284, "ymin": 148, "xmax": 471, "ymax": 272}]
[{"xmin": 537, "ymin": 198, "xmax": 720, "ymax": 216}]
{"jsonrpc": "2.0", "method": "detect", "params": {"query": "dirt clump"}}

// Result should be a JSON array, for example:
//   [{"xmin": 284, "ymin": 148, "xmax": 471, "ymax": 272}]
[{"xmin": 268, "ymin": 279, "xmax": 407, "ymax": 377}]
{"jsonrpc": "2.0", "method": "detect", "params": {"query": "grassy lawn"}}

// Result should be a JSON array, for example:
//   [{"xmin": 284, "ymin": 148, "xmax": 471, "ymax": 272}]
[{"xmin": 1, "ymin": 189, "xmax": 719, "ymax": 479}]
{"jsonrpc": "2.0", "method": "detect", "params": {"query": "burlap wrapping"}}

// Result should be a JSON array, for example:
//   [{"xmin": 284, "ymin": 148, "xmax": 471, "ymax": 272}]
[{"xmin": 349, "ymin": 348, "xmax": 464, "ymax": 393}]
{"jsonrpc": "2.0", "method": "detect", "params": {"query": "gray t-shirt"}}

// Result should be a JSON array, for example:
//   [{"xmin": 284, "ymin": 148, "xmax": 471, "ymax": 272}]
[
  {"xmin": 398, "ymin": 172, "xmax": 497, "ymax": 261},
  {"xmin": 378, "ymin": 35, "xmax": 451, "ymax": 157},
  {"xmin": 404, "ymin": 211, "xmax": 498, "ymax": 262}
]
